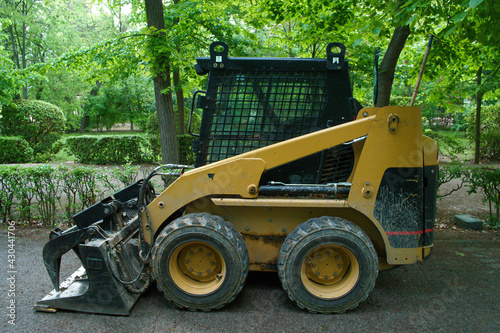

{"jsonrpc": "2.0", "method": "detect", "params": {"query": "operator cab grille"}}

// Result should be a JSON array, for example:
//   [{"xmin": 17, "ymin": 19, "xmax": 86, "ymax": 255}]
[
  {"xmin": 207, "ymin": 71, "xmax": 326, "ymax": 162},
  {"xmin": 192, "ymin": 42, "xmax": 361, "ymax": 185}
]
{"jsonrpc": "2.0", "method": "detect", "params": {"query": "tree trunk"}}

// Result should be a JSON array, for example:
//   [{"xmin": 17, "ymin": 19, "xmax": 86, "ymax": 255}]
[
  {"xmin": 145, "ymin": 0, "xmax": 179, "ymax": 164},
  {"xmin": 80, "ymin": 81, "xmax": 102, "ymax": 132},
  {"xmin": 21, "ymin": 2, "xmax": 28, "ymax": 99},
  {"xmin": 172, "ymin": 0, "xmax": 185, "ymax": 135},
  {"xmin": 474, "ymin": 66, "xmax": 483, "ymax": 164},
  {"xmin": 375, "ymin": 25, "xmax": 411, "ymax": 107},
  {"xmin": 173, "ymin": 69, "xmax": 185, "ymax": 135}
]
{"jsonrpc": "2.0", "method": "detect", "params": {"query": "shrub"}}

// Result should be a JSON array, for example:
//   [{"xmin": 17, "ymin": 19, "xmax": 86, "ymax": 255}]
[
  {"xmin": 0, "ymin": 165, "xmax": 19, "ymax": 221},
  {"xmin": 468, "ymin": 166, "xmax": 500, "ymax": 227},
  {"xmin": 178, "ymin": 134, "xmax": 195, "ymax": 165},
  {"xmin": 0, "ymin": 136, "xmax": 34, "ymax": 163},
  {"xmin": 147, "ymin": 133, "xmax": 195, "ymax": 165},
  {"xmin": 145, "ymin": 110, "xmax": 198, "ymax": 165},
  {"xmin": 0, "ymin": 100, "xmax": 66, "ymax": 158},
  {"xmin": 58, "ymin": 165, "xmax": 104, "ymax": 220},
  {"xmin": 0, "ymin": 164, "xmax": 150, "ymax": 226},
  {"xmin": 426, "ymin": 131, "xmax": 467, "ymax": 160},
  {"xmin": 438, "ymin": 160, "xmax": 469, "ymax": 198},
  {"xmin": 66, "ymin": 135, "xmax": 154, "ymax": 164},
  {"xmin": 467, "ymin": 102, "xmax": 500, "ymax": 161}
]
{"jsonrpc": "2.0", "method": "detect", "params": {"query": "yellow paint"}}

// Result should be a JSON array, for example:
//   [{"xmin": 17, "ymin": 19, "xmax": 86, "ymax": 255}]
[
  {"xmin": 168, "ymin": 241, "xmax": 226, "ymax": 295},
  {"xmin": 301, "ymin": 244, "xmax": 359, "ymax": 298},
  {"xmin": 144, "ymin": 106, "xmax": 436, "ymax": 268}
]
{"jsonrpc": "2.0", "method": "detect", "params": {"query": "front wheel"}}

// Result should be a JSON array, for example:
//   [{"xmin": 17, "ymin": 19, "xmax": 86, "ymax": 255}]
[
  {"xmin": 152, "ymin": 213, "xmax": 249, "ymax": 311},
  {"xmin": 278, "ymin": 216, "xmax": 378, "ymax": 313}
]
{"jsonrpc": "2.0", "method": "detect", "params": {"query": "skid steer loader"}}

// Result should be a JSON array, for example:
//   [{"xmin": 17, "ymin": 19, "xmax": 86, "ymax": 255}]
[{"xmin": 35, "ymin": 42, "xmax": 438, "ymax": 315}]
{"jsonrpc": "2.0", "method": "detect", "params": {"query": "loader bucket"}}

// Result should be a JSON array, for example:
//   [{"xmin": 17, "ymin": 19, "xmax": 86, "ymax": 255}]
[
  {"xmin": 35, "ymin": 181, "xmax": 152, "ymax": 315},
  {"xmin": 35, "ymin": 235, "xmax": 142, "ymax": 315}
]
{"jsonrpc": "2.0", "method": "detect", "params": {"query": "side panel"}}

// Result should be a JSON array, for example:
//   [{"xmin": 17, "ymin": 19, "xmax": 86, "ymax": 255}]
[
  {"xmin": 374, "ymin": 167, "xmax": 424, "ymax": 248},
  {"xmin": 348, "ymin": 107, "xmax": 424, "ymax": 264}
]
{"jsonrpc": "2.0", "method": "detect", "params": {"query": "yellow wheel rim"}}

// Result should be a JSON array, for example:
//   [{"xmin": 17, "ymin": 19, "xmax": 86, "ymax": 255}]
[
  {"xmin": 169, "ymin": 241, "xmax": 226, "ymax": 296},
  {"xmin": 300, "ymin": 244, "xmax": 359, "ymax": 299}
]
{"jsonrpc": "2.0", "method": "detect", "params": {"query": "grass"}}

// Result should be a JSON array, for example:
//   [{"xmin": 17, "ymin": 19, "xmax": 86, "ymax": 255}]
[{"xmin": 53, "ymin": 148, "xmax": 75, "ymax": 163}]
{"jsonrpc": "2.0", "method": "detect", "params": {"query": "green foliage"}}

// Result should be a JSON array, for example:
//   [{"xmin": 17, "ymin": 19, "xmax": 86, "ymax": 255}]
[
  {"xmin": 0, "ymin": 166, "xmax": 21, "ymax": 222},
  {"xmin": 467, "ymin": 102, "xmax": 500, "ymax": 161},
  {"xmin": 0, "ymin": 100, "xmax": 66, "ymax": 158},
  {"xmin": 0, "ymin": 136, "xmax": 34, "ymax": 163},
  {"xmin": 147, "ymin": 132, "xmax": 194, "ymax": 165},
  {"xmin": 82, "ymin": 76, "xmax": 154, "ymax": 131},
  {"xmin": 0, "ymin": 164, "xmax": 149, "ymax": 226},
  {"xmin": 427, "ymin": 131, "xmax": 469, "ymax": 160},
  {"xmin": 144, "ymin": 111, "xmax": 195, "ymax": 165},
  {"xmin": 99, "ymin": 163, "xmax": 141, "ymax": 194},
  {"xmin": 30, "ymin": 165, "xmax": 62, "ymax": 226},
  {"xmin": 438, "ymin": 160, "xmax": 470, "ymax": 198},
  {"xmin": 389, "ymin": 96, "xmax": 412, "ymax": 106},
  {"xmin": 467, "ymin": 166, "xmax": 500, "ymax": 227},
  {"xmin": 177, "ymin": 134, "xmax": 195, "ymax": 165},
  {"xmin": 66, "ymin": 134, "xmax": 154, "ymax": 164},
  {"xmin": 255, "ymin": 0, "xmax": 356, "ymax": 57},
  {"xmin": 0, "ymin": 50, "xmax": 22, "ymax": 107},
  {"xmin": 439, "ymin": 161, "xmax": 500, "ymax": 227},
  {"xmin": 58, "ymin": 165, "xmax": 102, "ymax": 219}
]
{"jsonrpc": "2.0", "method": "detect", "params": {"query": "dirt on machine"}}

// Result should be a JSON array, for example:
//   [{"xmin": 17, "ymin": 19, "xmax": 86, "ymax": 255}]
[{"xmin": 35, "ymin": 42, "xmax": 438, "ymax": 315}]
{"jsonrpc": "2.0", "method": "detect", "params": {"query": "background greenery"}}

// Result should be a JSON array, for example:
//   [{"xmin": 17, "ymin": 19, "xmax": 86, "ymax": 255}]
[{"xmin": 0, "ymin": 0, "xmax": 499, "ymax": 226}]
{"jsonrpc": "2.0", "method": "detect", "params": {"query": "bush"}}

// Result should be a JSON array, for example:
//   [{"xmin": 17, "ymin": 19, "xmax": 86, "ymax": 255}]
[
  {"xmin": 438, "ymin": 160, "xmax": 469, "ymax": 198},
  {"xmin": 178, "ymin": 134, "xmax": 195, "ymax": 165},
  {"xmin": 468, "ymin": 166, "xmax": 500, "ymax": 227},
  {"xmin": 66, "ymin": 135, "xmax": 154, "ymax": 164},
  {"xmin": 0, "ymin": 136, "xmax": 34, "ymax": 163},
  {"xmin": 144, "ymin": 110, "xmax": 198, "ymax": 165},
  {"xmin": 0, "ymin": 100, "xmax": 66, "ymax": 158},
  {"xmin": 0, "ymin": 164, "xmax": 151, "ymax": 226},
  {"xmin": 147, "ymin": 133, "xmax": 195, "ymax": 165},
  {"xmin": 426, "ymin": 131, "xmax": 468, "ymax": 160},
  {"xmin": 467, "ymin": 102, "xmax": 500, "ymax": 161}
]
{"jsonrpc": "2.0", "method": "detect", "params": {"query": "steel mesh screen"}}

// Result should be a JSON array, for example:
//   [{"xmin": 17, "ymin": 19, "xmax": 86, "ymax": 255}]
[{"xmin": 206, "ymin": 71, "xmax": 327, "ymax": 163}]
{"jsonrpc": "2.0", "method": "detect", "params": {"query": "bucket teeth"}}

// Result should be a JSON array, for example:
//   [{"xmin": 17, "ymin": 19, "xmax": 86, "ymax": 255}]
[{"xmin": 42, "ymin": 227, "xmax": 90, "ymax": 291}]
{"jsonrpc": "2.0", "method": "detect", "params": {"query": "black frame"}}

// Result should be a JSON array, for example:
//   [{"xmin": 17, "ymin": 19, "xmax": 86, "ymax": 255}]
[{"xmin": 192, "ymin": 42, "xmax": 361, "ymax": 185}]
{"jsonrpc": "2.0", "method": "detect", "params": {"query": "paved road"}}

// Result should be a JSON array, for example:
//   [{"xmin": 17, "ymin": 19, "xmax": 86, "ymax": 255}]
[{"xmin": 1, "ymin": 227, "xmax": 499, "ymax": 333}]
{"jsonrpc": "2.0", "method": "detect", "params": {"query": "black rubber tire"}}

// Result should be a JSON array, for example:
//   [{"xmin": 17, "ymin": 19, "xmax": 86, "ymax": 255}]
[
  {"xmin": 152, "ymin": 213, "xmax": 249, "ymax": 311},
  {"xmin": 278, "ymin": 216, "xmax": 378, "ymax": 314}
]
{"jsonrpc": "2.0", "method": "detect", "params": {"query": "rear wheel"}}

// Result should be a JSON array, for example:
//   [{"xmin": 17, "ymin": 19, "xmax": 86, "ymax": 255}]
[
  {"xmin": 278, "ymin": 216, "xmax": 378, "ymax": 313},
  {"xmin": 152, "ymin": 213, "xmax": 249, "ymax": 311}
]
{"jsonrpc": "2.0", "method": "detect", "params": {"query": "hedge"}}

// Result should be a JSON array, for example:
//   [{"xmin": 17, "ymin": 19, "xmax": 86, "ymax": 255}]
[
  {"xmin": 66, "ymin": 134, "xmax": 195, "ymax": 165},
  {"xmin": 0, "ymin": 164, "xmax": 148, "ymax": 226},
  {"xmin": 66, "ymin": 135, "xmax": 154, "ymax": 164},
  {"xmin": 0, "ymin": 136, "xmax": 34, "ymax": 163}
]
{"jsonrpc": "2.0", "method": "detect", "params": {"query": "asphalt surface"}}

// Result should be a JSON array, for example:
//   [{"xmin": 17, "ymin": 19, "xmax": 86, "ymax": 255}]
[{"xmin": 1, "ymin": 227, "xmax": 499, "ymax": 333}]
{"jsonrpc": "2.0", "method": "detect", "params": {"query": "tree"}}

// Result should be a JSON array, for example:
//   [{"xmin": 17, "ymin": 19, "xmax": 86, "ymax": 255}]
[
  {"xmin": 144, "ymin": 0, "xmax": 178, "ymax": 164},
  {"xmin": 255, "ymin": 0, "xmax": 357, "ymax": 58},
  {"xmin": 1, "ymin": 0, "xmax": 44, "ymax": 98},
  {"xmin": 374, "ymin": 25, "xmax": 411, "ymax": 107}
]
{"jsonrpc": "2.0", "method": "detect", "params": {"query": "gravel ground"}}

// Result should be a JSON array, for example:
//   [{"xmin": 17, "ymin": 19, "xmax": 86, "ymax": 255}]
[{"xmin": 0, "ymin": 225, "xmax": 499, "ymax": 333}]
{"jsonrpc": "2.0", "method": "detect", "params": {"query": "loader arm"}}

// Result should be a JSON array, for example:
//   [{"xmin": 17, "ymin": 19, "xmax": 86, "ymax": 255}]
[{"xmin": 142, "ymin": 111, "xmax": 375, "ymax": 243}]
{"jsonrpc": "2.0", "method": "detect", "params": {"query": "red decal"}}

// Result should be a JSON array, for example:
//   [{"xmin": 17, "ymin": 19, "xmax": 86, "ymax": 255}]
[{"xmin": 386, "ymin": 228, "xmax": 434, "ymax": 236}]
